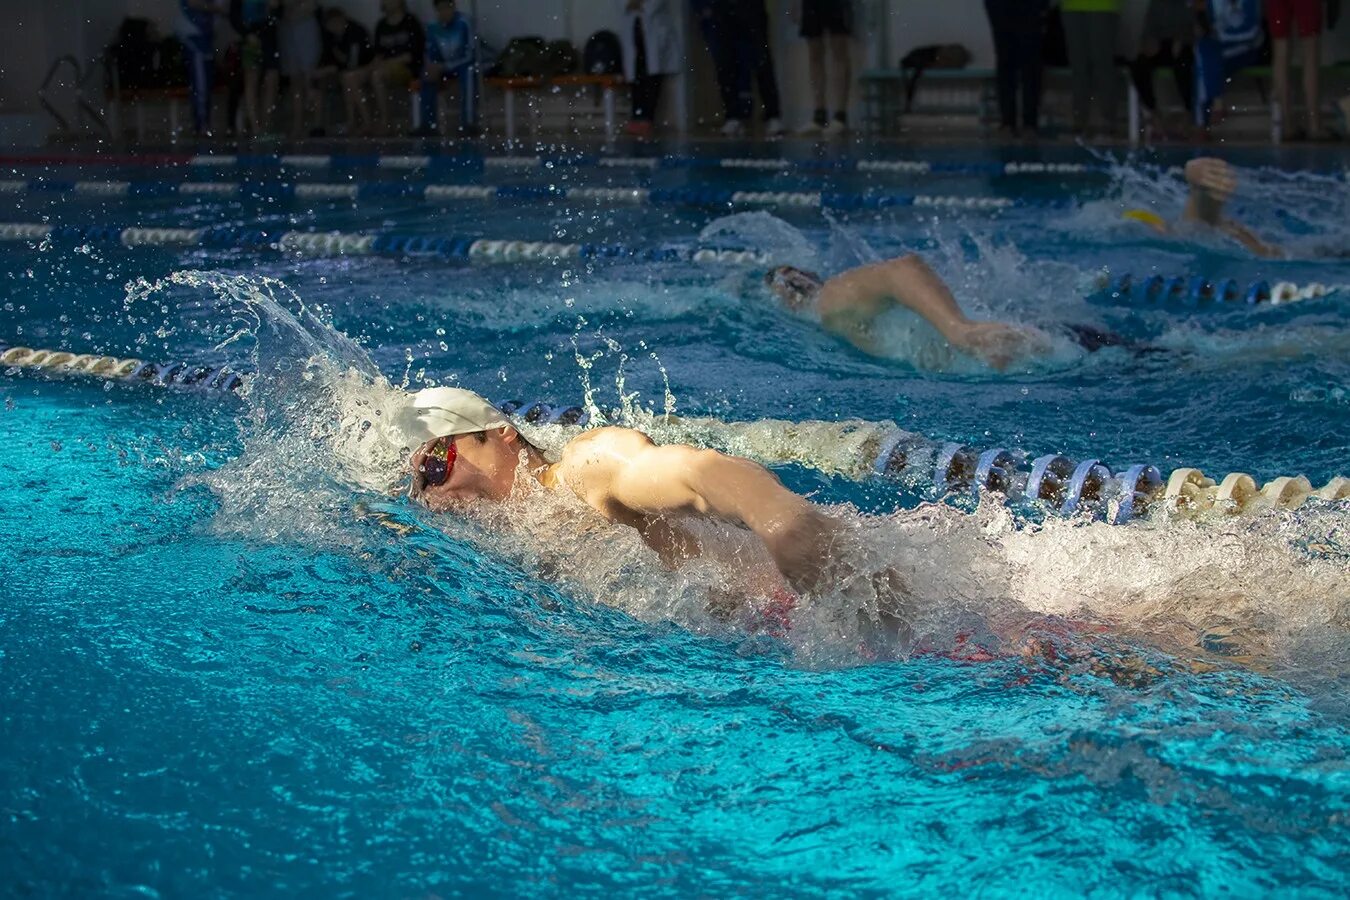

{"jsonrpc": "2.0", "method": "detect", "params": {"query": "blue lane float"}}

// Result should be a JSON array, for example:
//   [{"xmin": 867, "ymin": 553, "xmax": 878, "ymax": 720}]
[{"xmin": 1098, "ymin": 273, "xmax": 1341, "ymax": 306}]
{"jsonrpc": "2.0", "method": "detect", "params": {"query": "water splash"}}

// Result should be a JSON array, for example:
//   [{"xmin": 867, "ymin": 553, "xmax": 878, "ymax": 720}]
[{"xmin": 124, "ymin": 271, "xmax": 1348, "ymax": 681}]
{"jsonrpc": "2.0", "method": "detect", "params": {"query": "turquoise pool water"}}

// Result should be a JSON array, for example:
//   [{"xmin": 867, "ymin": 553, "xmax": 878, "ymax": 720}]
[{"xmin": 1, "ymin": 144, "xmax": 1348, "ymax": 896}]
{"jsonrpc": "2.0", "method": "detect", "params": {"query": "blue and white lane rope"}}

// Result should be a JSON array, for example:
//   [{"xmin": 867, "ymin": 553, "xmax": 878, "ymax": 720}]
[
  {"xmin": 0, "ymin": 178, "xmax": 1033, "ymax": 212},
  {"xmin": 4, "ymin": 342, "xmax": 1345, "ymax": 522},
  {"xmin": 179, "ymin": 152, "xmax": 1108, "ymax": 178},
  {"xmin": 0, "ymin": 221, "xmax": 767, "ymax": 264},
  {"xmin": 0, "ymin": 343, "xmax": 242, "ymax": 392},
  {"xmin": 1098, "ymin": 273, "xmax": 1343, "ymax": 306}
]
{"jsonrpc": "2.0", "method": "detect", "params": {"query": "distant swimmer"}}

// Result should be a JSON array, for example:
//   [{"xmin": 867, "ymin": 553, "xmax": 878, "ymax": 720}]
[
  {"xmin": 400, "ymin": 386, "xmax": 905, "ymax": 638},
  {"xmin": 763, "ymin": 252, "xmax": 1138, "ymax": 370},
  {"xmin": 1122, "ymin": 157, "xmax": 1283, "ymax": 258}
]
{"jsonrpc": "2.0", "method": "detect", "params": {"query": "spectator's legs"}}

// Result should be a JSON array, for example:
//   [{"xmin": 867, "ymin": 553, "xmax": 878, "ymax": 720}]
[
  {"xmin": 1061, "ymin": 12, "xmax": 1091, "ymax": 133},
  {"xmin": 242, "ymin": 46, "xmax": 260, "ymax": 133},
  {"xmin": 1171, "ymin": 43, "xmax": 1194, "ymax": 113},
  {"xmin": 260, "ymin": 69, "xmax": 280, "ymax": 134},
  {"xmin": 630, "ymin": 18, "xmax": 664, "ymax": 123},
  {"xmin": 985, "ymin": 0, "xmax": 1018, "ymax": 130},
  {"xmin": 1016, "ymin": 15, "xmax": 1043, "ymax": 131},
  {"xmin": 1272, "ymin": 36, "xmax": 1292, "ymax": 135},
  {"xmin": 701, "ymin": 9, "xmax": 739, "ymax": 122},
  {"xmin": 454, "ymin": 62, "xmax": 477, "ymax": 129},
  {"xmin": 371, "ymin": 62, "xmax": 393, "ymax": 132},
  {"xmin": 744, "ymin": 2, "xmax": 781, "ymax": 121},
  {"xmin": 1301, "ymin": 31, "xmax": 1321, "ymax": 135},
  {"xmin": 415, "ymin": 64, "xmax": 442, "ymax": 130},
  {"xmin": 184, "ymin": 41, "xmax": 213, "ymax": 134},
  {"xmin": 289, "ymin": 73, "xmax": 314, "ymax": 137},
  {"xmin": 1129, "ymin": 47, "xmax": 1162, "ymax": 115},
  {"xmin": 807, "ymin": 38, "xmax": 827, "ymax": 122},
  {"xmin": 340, "ymin": 69, "xmax": 369, "ymax": 133},
  {"xmin": 828, "ymin": 33, "xmax": 850, "ymax": 120},
  {"xmin": 1086, "ymin": 12, "xmax": 1118, "ymax": 134}
]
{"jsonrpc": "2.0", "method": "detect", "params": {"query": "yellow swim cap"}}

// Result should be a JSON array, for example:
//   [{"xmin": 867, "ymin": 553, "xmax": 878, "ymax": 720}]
[{"xmin": 1122, "ymin": 209, "xmax": 1167, "ymax": 231}]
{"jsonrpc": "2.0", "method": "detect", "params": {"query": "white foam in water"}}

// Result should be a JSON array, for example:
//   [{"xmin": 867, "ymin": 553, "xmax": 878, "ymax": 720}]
[
  {"xmin": 1051, "ymin": 152, "xmax": 1350, "ymax": 259},
  {"xmin": 137, "ymin": 270, "xmax": 1348, "ymax": 678}
]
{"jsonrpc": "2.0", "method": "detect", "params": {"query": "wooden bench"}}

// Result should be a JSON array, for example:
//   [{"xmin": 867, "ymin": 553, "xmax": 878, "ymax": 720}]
[{"xmin": 485, "ymin": 73, "xmax": 626, "ymax": 141}]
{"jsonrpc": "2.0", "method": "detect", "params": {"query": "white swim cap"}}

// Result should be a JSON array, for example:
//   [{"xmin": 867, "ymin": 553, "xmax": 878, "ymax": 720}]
[{"xmin": 395, "ymin": 387, "xmax": 510, "ymax": 445}]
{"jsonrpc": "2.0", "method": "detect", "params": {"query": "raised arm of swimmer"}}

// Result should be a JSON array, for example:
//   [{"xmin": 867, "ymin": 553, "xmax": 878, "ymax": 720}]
[
  {"xmin": 1179, "ymin": 157, "xmax": 1283, "ymax": 258},
  {"xmin": 561, "ymin": 428, "xmax": 840, "ymax": 594},
  {"xmin": 814, "ymin": 254, "xmax": 1048, "ymax": 369}
]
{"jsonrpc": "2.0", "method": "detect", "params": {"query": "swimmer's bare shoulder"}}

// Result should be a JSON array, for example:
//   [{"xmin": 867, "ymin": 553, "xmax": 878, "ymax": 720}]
[
  {"xmin": 817, "ymin": 260, "xmax": 896, "ymax": 322},
  {"xmin": 555, "ymin": 426, "xmax": 723, "ymax": 519}
]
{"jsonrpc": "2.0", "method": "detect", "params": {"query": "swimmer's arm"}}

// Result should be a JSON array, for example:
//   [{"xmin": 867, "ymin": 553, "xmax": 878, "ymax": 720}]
[
  {"xmin": 605, "ymin": 443, "xmax": 839, "ymax": 594},
  {"xmin": 1181, "ymin": 157, "xmax": 1283, "ymax": 258},
  {"xmin": 817, "ymin": 255, "xmax": 970, "ymax": 343},
  {"xmin": 819, "ymin": 254, "xmax": 1046, "ymax": 369}
]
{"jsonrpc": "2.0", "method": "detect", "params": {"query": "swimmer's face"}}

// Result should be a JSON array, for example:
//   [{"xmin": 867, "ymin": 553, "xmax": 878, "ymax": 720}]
[
  {"xmin": 764, "ymin": 266, "xmax": 823, "ymax": 313},
  {"xmin": 409, "ymin": 427, "xmax": 523, "ymax": 511}
]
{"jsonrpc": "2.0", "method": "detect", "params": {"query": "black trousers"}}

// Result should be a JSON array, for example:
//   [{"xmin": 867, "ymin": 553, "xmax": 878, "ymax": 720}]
[
  {"xmin": 1130, "ymin": 42, "xmax": 1194, "ymax": 114},
  {"xmin": 712, "ymin": 0, "xmax": 781, "ymax": 120},
  {"xmin": 984, "ymin": 0, "xmax": 1046, "ymax": 130},
  {"xmin": 631, "ymin": 18, "xmax": 666, "ymax": 121}
]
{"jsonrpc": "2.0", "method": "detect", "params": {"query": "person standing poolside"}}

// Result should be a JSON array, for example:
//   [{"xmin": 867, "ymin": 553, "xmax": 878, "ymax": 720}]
[
  {"xmin": 314, "ymin": 7, "xmax": 376, "ymax": 135},
  {"xmin": 794, "ymin": 0, "xmax": 854, "ymax": 136},
  {"xmin": 359, "ymin": 0, "xmax": 425, "ymax": 135},
  {"xmin": 412, "ymin": 0, "xmax": 478, "ymax": 137},
  {"xmin": 1193, "ymin": 0, "xmax": 1265, "ymax": 130},
  {"xmin": 1128, "ymin": 0, "xmax": 1196, "ymax": 140},
  {"xmin": 621, "ymin": 0, "xmax": 683, "ymax": 138},
  {"xmin": 710, "ymin": 0, "xmax": 786, "ymax": 137},
  {"xmin": 1267, "ymin": 0, "xmax": 1326, "ymax": 140},
  {"xmin": 176, "ymin": 0, "xmax": 226, "ymax": 136},
  {"xmin": 693, "ymin": 0, "xmax": 752, "ymax": 136},
  {"xmin": 1060, "ymin": 0, "xmax": 1121, "ymax": 138},
  {"xmin": 229, "ymin": 0, "xmax": 283, "ymax": 135},
  {"xmin": 278, "ymin": 0, "xmax": 322, "ymax": 138},
  {"xmin": 982, "ymin": 0, "xmax": 1049, "ymax": 139}
]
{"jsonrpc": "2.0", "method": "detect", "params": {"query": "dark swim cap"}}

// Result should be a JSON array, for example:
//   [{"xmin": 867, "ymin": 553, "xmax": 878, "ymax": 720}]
[{"xmin": 764, "ymin": 265, "xmax": 824, "ymax": 312}]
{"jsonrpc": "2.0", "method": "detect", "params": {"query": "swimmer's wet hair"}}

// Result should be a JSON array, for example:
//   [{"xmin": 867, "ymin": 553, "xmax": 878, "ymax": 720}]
[{"xmin": 764, "ymin": 265, "xmax": 825, "ymax": 312}]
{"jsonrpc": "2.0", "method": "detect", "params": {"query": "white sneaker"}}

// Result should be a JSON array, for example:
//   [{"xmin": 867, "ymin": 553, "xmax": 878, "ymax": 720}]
[
  {"xmin": 797, "ymin": 121, "xmax": 824, "ymax": 136},
  {"xmin": 719, "ymin": 119, "xmax": 745, "ymax": 137},
  {"xmin": 822, "ymin": 119, "xmax": 847, "ymax": 137},
  {"xmin": 764, "ymin": 117, "xmax": 785, "ymax": 137}
]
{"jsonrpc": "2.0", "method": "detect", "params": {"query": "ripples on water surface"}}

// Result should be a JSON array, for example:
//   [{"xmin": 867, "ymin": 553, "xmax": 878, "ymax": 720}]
[{"xmin": 1, "ymin": 147, "xmax": 1348, "ymax": 895}]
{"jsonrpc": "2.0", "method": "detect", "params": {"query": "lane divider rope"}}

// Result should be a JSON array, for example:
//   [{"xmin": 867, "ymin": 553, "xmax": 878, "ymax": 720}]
[
  {"xmin": 1099, "ymin": 272, "xmax": 1344, "ymax": 306},
  {"xmin": 0, "ymin": 221, "xmax": 770, "ymax": 264},
  {"xmin": 7, "ymin": 343, "xmax": 1344, "ymax": 522}
]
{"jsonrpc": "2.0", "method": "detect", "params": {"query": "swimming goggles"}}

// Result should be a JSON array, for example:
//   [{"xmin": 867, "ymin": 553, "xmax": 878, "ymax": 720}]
[{"xmin": 417, "ymin": 435, "xmax": 458, "ymax": 488}]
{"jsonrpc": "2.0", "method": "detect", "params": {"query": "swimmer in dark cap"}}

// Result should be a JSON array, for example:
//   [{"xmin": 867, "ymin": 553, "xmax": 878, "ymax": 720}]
[{"xmin": 764, "ymin": 253, "xmax": 1075, "ymax": 369}]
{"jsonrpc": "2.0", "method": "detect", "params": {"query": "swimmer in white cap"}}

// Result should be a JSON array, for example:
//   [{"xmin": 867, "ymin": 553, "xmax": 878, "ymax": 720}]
[{"xmin": 400, "ymin": 386, "xmax": 845, "ymax": 600}]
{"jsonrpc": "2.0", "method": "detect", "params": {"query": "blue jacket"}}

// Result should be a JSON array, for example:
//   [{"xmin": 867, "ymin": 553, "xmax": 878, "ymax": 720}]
[{"xmin": 425, "ymin": 14, "xmax": 474, "ymax": 70}]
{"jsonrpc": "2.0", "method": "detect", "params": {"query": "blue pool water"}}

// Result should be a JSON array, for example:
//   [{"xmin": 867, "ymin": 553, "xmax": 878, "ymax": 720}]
[{"xmin": 2, "ymin": 143, "xmax": 1348, "ymax": 896}]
